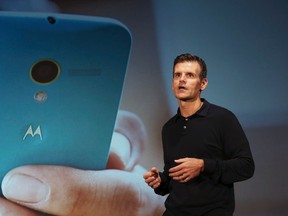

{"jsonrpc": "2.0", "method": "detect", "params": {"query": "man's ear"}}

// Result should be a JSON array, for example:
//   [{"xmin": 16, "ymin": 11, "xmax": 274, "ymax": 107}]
[{"xmin": 200, "ymin": 78, "xmax": 208, "ymax": 91}]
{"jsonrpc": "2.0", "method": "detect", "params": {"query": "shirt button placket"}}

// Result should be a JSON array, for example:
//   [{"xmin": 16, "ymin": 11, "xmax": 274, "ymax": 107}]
[{"xmin": 183, "ymin": 118, "xmax": 188, "ymax": 129}]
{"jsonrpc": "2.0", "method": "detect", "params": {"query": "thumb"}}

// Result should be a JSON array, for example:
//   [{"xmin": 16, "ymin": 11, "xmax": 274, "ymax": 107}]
[
  {"xmin": 1, "ymin": 165, "xmax": 163, "ymax": 216},
  {"xmin": 150, "ymin": 167, "xmax": 159, "ymax": 175},
  {"xmin": 2, "ymin": 165, "xmax": 94, "ymax": 216}
]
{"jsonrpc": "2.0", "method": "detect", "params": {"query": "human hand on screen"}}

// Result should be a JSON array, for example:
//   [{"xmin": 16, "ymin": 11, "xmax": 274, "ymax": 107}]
[{"xmin": 0, "ymin": 111, "xmax": 165, "ymax": 216}]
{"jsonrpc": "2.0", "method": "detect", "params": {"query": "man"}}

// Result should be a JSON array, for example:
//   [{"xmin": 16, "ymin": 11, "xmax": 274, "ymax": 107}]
[{"xmin": 143, "ymin": 53, "xmax": 255, "ymax": 216}]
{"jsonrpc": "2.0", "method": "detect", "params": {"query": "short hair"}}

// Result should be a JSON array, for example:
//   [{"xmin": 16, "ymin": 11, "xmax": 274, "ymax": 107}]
[{"xmin": 173, "ymin": 53, "xmax": 207, "ymax": 79}]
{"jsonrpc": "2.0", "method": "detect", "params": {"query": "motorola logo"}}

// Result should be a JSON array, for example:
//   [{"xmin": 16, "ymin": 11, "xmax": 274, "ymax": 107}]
[{"xmin": 23, "ymin": 125, "xmax": 43, "ymax": 140}]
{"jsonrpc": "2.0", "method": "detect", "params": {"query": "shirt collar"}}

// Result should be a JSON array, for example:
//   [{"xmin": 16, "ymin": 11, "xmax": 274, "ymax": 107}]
[{"xmin": 175, "ymin": 98, "xmax": 210, "ymax": 121}]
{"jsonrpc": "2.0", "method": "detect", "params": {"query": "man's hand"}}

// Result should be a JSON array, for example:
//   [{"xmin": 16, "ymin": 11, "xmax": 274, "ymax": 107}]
[
  {"xmin": 169, "ymin": 158, "xmax": 204, "ymax": 183},
  {"xmin": 143, "ymin": 167, "xmax": 161, "ymax": 189}
]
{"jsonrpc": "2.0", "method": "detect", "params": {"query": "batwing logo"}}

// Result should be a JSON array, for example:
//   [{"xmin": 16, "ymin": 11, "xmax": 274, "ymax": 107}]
[{"xmin": 23, "ymin": 125, "xmax": 43, "ymax": 140}]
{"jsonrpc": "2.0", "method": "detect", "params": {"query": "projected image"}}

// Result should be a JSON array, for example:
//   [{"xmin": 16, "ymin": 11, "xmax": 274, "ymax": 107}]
[{"xmin": 0, "ymin": 0, "xmax": 287, "ymax": 216}]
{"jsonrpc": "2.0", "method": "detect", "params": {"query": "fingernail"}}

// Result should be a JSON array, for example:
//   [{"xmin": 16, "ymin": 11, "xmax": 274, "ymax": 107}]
[{"xmin": 2, "ymin": 173, "xmax": 49, "ymax": 203}]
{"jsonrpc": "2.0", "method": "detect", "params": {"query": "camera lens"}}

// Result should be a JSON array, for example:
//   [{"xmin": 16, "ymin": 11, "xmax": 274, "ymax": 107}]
[
  {"xmin": 30, "ymin": 60, "xmax": 60, "ymax": 84},
  {"xmin": 47, "ymin": 16, "xmax": 56, "ymax": 24}
]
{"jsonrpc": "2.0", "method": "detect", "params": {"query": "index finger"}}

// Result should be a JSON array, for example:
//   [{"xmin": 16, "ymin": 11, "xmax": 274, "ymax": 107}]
[
  {"xmin": 169, "ymin": 163, "xmax": 183, "ymax": 173},
  {"xmin": 143, "ymin": 171, "xmax": 152, "ymax": 179}
]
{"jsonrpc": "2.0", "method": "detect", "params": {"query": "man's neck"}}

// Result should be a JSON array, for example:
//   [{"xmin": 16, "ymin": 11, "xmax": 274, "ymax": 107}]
[{"xmin": 178, "ymin": 98, "xmax": 203, "ymax": 118}]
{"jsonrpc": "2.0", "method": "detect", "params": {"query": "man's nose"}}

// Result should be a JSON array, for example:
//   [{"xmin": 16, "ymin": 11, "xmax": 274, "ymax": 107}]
[{"xmin": 179, "ymin": 74, "xmax": 186, "ymax": 82}]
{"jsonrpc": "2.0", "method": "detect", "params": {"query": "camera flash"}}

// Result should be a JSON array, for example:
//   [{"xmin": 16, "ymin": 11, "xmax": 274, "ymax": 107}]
[{"xmin": 34, "ymin": 91, "xmax": 47, "ymax": 103}]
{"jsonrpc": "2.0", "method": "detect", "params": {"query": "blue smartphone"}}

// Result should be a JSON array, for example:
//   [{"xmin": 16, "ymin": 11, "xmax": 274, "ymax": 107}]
[{"xmin": 0, "ymin": 12, "xmax": 131, "ymax": 182}]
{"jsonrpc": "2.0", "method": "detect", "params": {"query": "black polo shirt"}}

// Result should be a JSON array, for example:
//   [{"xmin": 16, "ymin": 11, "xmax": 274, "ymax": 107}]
[{"xmin": 155, "ymin": 99, "xmax": 254, "ymax": 216}]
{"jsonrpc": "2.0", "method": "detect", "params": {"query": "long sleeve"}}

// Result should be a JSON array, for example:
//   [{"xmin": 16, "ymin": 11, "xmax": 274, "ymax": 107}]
[
  {"xmin": 154, "ymin": 171, "xmax": 170, "ymax": 196},
  {"xmin": 203, "ymin": 111, "xmax": 255, "ymax": 184}
]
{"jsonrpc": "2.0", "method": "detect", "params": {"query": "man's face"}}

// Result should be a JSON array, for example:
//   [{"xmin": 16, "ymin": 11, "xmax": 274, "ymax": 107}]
[{"xmin": 172, "ymin": 61, "xmax": 207, "ymax": 102}]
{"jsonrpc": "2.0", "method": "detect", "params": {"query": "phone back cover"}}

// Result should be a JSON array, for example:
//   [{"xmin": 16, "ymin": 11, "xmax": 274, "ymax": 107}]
[{"xmin": 0, "ymin": 12, "xmax": 131, "ymax": 181}]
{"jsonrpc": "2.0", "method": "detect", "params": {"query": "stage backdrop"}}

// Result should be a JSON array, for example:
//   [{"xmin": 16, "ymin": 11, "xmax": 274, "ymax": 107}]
[{"xmin": 1, "ymin": 0, "xmax": 288, "ymax": 215}]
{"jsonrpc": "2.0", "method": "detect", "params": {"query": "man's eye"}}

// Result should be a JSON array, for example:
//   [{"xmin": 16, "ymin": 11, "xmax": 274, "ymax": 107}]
[{"xmin": 187, "ymin": 73, "xmax": 194, "ymax": 78}]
